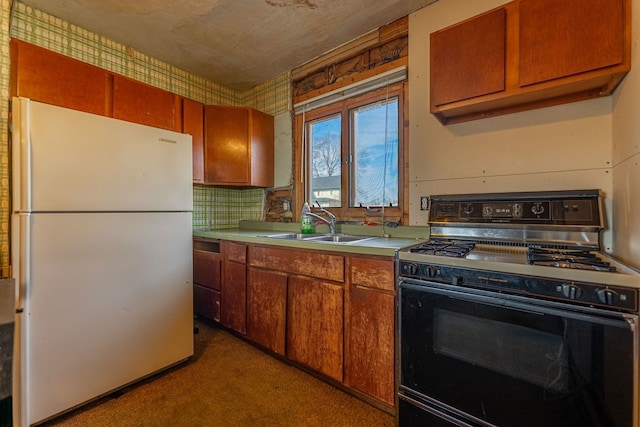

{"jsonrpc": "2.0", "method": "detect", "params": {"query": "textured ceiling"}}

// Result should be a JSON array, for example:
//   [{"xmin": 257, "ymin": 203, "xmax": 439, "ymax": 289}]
[{"xmin": 20, "ymin": 0, "xmax": 437, "ymax": 91}]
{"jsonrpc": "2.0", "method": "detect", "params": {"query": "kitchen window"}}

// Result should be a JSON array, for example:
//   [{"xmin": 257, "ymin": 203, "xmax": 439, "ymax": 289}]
[{"xmin": 296, "ymin": 82, "xmax": 405, "ymax": 221}]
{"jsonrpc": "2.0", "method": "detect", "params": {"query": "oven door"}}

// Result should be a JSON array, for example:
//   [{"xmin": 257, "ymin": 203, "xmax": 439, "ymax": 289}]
[{"xmin": 398, "ymin": 278, "xmax": 639, "ymax": 427}]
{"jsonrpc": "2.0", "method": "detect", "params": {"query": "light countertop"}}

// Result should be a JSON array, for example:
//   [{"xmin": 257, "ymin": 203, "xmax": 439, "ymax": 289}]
[{"xmin": 193, "ymin": 220, "xmax": 430, "ymax": 257}]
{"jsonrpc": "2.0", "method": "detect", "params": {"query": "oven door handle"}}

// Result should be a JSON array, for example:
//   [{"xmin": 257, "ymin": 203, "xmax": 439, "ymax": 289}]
[{"xmin": 399, "ymin": 279, "xmax": 638, "ymax": 330}]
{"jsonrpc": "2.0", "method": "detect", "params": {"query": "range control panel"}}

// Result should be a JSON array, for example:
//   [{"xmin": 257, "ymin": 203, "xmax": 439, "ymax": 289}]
[
  {"xmin": 429, "ymin": 190, "xmax": 601, "ymax": 226},
  {"xmin": 399, "ymin": 261, "xmax": 638, "ymax": 313}
]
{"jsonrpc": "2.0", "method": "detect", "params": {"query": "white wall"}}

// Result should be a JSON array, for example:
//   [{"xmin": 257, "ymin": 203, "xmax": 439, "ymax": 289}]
[
  {"xmin": 274, "ymin": 111, "xmax": 293, "ymax": 188},
  {"xmin": 407, "ymin": 0, "xmax": 621, "ymax": 257},
  {"xmin": 611, "ymin": 0, "xmax": 640, "ymax": 267}
]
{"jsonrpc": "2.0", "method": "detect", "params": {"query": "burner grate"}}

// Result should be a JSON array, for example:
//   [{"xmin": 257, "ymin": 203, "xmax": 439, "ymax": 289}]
[
  {"xmin": 409, "ymin": 240, "xmax": 475, "ymax": 258},
  {"xmin": 527, "ymin": 247, "xmax": 616, "ymax": 272}
]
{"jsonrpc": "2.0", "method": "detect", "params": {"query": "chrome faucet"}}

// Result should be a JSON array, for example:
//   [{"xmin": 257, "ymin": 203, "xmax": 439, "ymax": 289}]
[{"xmin": 308, "ymin": 202, "xmax": 337, "ymax": 235}]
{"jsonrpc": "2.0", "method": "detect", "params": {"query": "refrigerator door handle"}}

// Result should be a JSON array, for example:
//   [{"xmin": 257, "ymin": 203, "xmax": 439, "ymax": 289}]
[
  {"xmin": 12, "ymin": 97, "xmax": 32, "ymax": 214},
  {"xmin": 12, "ymin": 214, "xmax": 30, "ymax": 313}
]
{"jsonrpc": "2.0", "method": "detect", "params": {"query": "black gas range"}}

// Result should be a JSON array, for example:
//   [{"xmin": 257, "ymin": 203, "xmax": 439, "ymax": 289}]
[
  {"xmin": 399, "ymin": 189, "xmax": 640, "ymax": 311},
  {"xmin": 397, "ymin": 190, "xmax": 640, "ymax": 427}
]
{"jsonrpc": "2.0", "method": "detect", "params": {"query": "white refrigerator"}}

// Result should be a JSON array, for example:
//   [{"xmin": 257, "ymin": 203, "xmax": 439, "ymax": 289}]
[{"xmin": 11, "ymin": 97, "xmax": 194, "ymax": 426}]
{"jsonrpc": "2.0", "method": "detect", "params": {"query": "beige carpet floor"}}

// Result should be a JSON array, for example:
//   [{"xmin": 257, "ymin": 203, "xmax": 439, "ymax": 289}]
[{"xmin": 41, "ymin": 321, "xmax": 395, "ymax": 427}]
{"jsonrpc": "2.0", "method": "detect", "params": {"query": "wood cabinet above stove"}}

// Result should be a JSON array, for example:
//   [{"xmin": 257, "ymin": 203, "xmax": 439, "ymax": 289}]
[{"xmin": 430, "ymin": 0, "xmax": 631, "ymax": 125}]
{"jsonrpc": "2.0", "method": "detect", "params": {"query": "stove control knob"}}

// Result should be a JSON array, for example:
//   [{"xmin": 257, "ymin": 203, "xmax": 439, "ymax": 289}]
[
  {"xmin": 561, "ymin": 283, "xmax": 583, "ymax": 300},
  {"xmin": 512, "ymin": 203, "xmax": 523, "ymax": 218},
  {"xmin": 425, "ymin": 266, "xmax": 438, "ymax": 278},
  {"xmin": 596, "ymin": 288, "xmax": 618, "ymax": 305},
  {"xmin": 463, "ymin": 203, "xmax": 474, "ymax": 215},
  {"xmin": 531, "ymin": 203, "xmax": 545, "ymax": 216},
  {"xmin": 404, "ymin": 263, "xmax": 420, "ymax": 276}
]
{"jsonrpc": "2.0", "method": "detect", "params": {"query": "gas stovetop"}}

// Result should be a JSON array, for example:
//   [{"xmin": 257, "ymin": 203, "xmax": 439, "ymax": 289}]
[
  {"xmin": 400, "ymin": 190, "xmax": 640, "ymax": 290},
  {"xmin": 408, "ymin": 240, "xmax": 618, "ymax": 272}
]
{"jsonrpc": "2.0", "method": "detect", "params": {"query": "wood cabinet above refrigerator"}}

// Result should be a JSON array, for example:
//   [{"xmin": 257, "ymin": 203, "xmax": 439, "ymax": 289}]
[{"xmin": 203, "ymin": 106, "xmax": 274, "ymax": 188}]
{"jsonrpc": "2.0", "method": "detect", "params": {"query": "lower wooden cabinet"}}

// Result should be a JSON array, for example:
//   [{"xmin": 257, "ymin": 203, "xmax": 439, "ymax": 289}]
[
  {"xmin": 221, "ymin": 241, "xmax": 247, "ymax": 334},
  {"xmin": 346, "ymin": 256, "xmax": 396, "ymax": 406},
  {"xmin": 287, "ymin": 275, "xmax": 344, "ymax": 381},
  {"xmin": 347, "ymin": 286, "xmax": 395, "ymax": 405},
  {"xmin": 223, "ymin": 241, "xmax": 395, "ymax": 409},
  {"xmin": 193, "ymin": 239, "xmax": 221, "ymax": 322},
  {"xmin": 247, "ymin": 268, "xmax": 287, "ymax": 355},
  {"xmin": 193, "ymin": 283, "xmax": 220, "ymax": 322}
]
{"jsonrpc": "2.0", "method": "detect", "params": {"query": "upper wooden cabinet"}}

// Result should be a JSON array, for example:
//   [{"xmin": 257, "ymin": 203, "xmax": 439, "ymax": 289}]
[
  {"xmin": 430, "ymin": 7, "xmax": 506, "ymax": 107},
  {"xmin": 112, "ymin": 75, "xmax": 179, "ymax": 131},
  {"xmin": 430, "ymin": 0, "xmax": 631, "ymax": 124},
  {"xmin": 183, "ymin": 98, "xmax": 205, "ymax": 184},
  {"xmin": 10, "ymin": 39, "xmax": 109, "ymax": 116},
  {"xmin": 204, "ymin": 106, "xmax": 274, "ymax": 188},
  {"xmin": 519, "ymin": 0, "xmax": 626, "ymax": 86},
  {"xmin": 10, "ymin": 39, "xmax": 185, "ymax": 132}
]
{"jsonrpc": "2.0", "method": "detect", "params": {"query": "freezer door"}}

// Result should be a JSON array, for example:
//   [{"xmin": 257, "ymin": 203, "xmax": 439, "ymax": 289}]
[
  {"xmin": 12, "ymin": 97, "xmax": 192, "ymax": 213},
  {"xmin": 14, "ymin": 212, "xmax": 193, "ymax": 425}
]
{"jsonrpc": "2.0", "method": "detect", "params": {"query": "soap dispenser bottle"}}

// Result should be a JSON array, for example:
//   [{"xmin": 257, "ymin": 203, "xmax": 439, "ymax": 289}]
[{"xmin": 300, "ymin": 202, "xmax": 315, "ymax": 234}]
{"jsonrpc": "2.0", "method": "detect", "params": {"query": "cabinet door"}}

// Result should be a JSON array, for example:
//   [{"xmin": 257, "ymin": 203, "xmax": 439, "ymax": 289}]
[
  {"xmin": 519, "ymin": 0, "xmax": 625, "ymax": 87},
  {"xmin": 287, "ymin": 276, "xmax": 344, "ymax": 381},
  {"xmin": 221, "ymin": 260, "xmax": 247, "ymax": 334},
  {"xmin": 247, "ymin": 268, "xmax": 287, "ymax": 355},
  {"xmin": 183, "ymin": 98, "xmax": 205, "ymax": 184},
  {"xmin": 204, "ymin": 106, "xmax": 250, "ymax": 184},
  {"xmin": 113, "ymin": 75, "xmax": 177, "ymax": 130},
  {"xmin": 10, "ymin": 39, "xmax": 109, "ymax": 116},
  {"xmin": 348, "ymin": 287, "xmax": 395, "ymax": 405},
  {"xmin": 346, "ymin": 256, "xmax": 395, "ymax": 406},
  {"xmin": 203, "ymin": 106, "xmax": 274, "ymax": 187},
  {"xmin": 430, "ymin": 7, "xmax": 506, "ymax": 107}
]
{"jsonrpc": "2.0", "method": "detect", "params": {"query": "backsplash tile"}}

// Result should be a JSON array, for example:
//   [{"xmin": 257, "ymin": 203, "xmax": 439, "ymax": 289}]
[{"xmin": 193, "ymin": 187, "xmax": 265, "ymax": 230}]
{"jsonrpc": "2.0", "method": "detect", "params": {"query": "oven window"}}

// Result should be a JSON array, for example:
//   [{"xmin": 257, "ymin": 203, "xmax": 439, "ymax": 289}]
[
  {"xmin": 400, "ymin": 283, "xmax": 636, "ymax": 427},
  {"xmin": 434, "ymin": 309, "xmax": 569, "ymax": 392}
]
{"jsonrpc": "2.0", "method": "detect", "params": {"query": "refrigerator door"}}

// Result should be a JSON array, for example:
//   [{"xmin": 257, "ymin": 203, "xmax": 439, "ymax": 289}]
[
  {"xmin": 13, "ymin": 211, "xmax": 193, "ymax": 425},
  {"xmin": 12, "ymin": 97, "xmax": 192, "ymax": 213}
]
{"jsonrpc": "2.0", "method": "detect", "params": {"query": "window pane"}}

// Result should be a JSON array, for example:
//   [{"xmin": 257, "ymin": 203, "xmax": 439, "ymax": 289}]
[
  {"xmin": 308, "ymin": 114, "xmax": 341, "ymax": 207},
  {"xmin": 351, "ymin": 98, "xmax": 398, "ymax": 207}
]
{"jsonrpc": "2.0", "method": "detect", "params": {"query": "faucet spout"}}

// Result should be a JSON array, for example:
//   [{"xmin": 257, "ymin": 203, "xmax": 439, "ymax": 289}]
[{"xmin": 307, "ymin": 205, "xmax": 337, "ymax": 235}]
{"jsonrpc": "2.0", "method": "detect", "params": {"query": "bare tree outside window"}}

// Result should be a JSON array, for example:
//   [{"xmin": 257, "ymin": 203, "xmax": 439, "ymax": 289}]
[
  {"xmin": 312, "ymin": 133, "xmax": 341, "ymax": 178},
  {"xmin": 308, "ymin": 115, "xmax": 341, "ymax": 207}
]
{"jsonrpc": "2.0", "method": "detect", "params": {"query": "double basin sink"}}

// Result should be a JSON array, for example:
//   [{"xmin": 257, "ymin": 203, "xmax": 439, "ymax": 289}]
[{"xmin": 261, "ymin": 232, "xmax": 376, "ymax": 245}]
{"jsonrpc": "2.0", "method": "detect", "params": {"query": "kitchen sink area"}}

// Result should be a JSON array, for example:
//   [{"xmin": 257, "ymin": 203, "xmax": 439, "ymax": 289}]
[{"xmin": 193, "ymin": 220, "xmax": 431, "ymax": 256}]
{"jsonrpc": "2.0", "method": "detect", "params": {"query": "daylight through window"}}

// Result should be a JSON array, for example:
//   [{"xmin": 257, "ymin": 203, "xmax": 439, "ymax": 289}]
[{"xmin": 302, "ymin": 83, "xmax": 403, "ymax": 218}]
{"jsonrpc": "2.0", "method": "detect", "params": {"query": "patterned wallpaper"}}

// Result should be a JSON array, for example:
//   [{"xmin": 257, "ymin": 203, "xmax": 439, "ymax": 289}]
[{"xmin": 0, "ymin": 1, "xmax": 292, "ymax": 275}]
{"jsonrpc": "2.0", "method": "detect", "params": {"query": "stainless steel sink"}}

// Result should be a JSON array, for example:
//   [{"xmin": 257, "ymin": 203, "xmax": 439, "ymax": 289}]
[
  {"xmin": 261, "ymin": 233, "xmax": 375, "ymax": 244},
  {"xmin": 260, "ymin": 232, "xmax": 326, "ymax": 240},
  {"xmin": 310, "ymin": 234, "xmax": 374, "ymax": 243}
]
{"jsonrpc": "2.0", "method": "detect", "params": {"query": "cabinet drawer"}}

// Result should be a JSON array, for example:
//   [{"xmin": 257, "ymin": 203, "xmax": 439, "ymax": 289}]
[
  {"xmin": 193, "ymin": 250, "xmax": 221, "ymax": 290},
  {"xmin": 250, "ymin": 246, "xmax": 344, "ymax": 283},
  {"xmin": 193, "ymin": 284, "xmax": 220, "ymax": 322},
  {"xmin": 225, "ymin": 241, "xmax": 247, "ymax": 264},
  {"xmin": 350, "ymin": 257, "xmax": 395, "ymax": 292}
]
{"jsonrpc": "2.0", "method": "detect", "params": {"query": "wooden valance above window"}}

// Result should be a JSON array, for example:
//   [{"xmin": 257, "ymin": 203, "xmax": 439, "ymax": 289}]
[{"xmin": 292, "ymin": 16, "xmax": 408, "ymax": 105}]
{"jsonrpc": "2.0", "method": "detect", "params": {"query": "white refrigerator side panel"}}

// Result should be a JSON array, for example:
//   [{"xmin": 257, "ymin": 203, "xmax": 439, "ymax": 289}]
[
  {"xmin": 12, "ymin": 97, "xmax": 192, "ymax": 213},
  {"xmin": 16, "ymin": 212, "xmax": 193, "ymax": 425}
]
